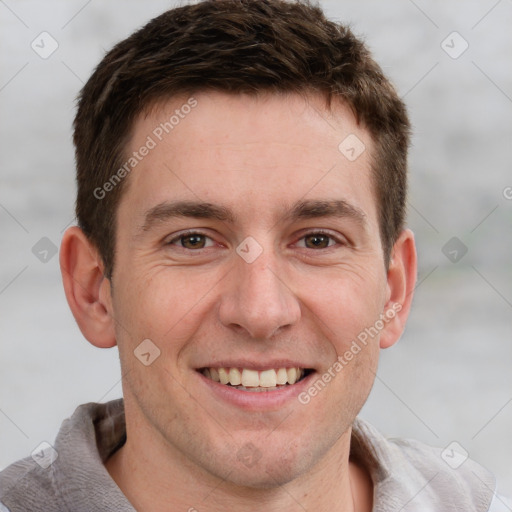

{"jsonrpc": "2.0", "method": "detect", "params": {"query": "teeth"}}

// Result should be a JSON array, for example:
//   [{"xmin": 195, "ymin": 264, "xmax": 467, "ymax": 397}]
[
  {"xmin": 241, "ymin": 369, "xmax": 259, "ymax": 387},
  {"xmin": 259, "ymin": 369, "xmax": 277, "ymax": 387},
  {"xmin": 276, "ymin": 368, "xmax": 288, "ymax": 385},
  {"xmin": 218, "ymin": 367, "xmax": 229, "ymax": 385},
  {"xmin": 229, "ymin": 368, "xmax": 242, "ymax": 385},
  {"xmin": 287, "ymin": 368, "xmax": 298, "ymax": 385},
  {"xmin": 202, "ymin": 367, "xmax": 306, "ymax": 388}
]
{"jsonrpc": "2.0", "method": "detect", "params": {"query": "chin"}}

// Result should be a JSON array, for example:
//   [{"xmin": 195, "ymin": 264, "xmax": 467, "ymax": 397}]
[
  {"xmin": 222, "ymin": 463, "xmax": 304, "ymax": 490},
  {"xmin": 204, "ymin": 440, "xmax": 316, "ymax": 490}
]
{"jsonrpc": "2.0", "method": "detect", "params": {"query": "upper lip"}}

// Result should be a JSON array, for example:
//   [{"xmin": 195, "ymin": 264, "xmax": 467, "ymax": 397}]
[{"xmin": 196, "ymin": 360, "xmax": 314, "ymax": 371}]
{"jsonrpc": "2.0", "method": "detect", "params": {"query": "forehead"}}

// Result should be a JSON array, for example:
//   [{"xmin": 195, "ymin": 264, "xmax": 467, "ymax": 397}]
[{"xmin": 118, "ymin": 91, "xmax": 378, "ymax": 232}]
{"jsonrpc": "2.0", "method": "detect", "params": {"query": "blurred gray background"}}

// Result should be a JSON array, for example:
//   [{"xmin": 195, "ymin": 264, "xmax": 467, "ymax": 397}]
[{"xmin": 1, "ymin": 0, "xmax": 511, "ymax": 498}]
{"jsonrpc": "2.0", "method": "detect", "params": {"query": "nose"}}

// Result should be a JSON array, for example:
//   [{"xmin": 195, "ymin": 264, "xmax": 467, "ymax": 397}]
[{"xmin": 218, "ymin": 247, "xmax": 301, "ymax": 339}]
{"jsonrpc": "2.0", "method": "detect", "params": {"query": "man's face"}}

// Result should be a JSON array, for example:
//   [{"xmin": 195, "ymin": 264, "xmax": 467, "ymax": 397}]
[{"xmin": 109, "ymin": 91, "xmax": 391, "ymax": 486}]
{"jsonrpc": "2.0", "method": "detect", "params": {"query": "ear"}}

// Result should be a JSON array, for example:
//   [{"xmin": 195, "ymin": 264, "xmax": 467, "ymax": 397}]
[
  {"xmin": 60, "ymin": 226, "xmax": 116, "ymax": 348},
  {"xmin": 379, "ymin": 229, "xmax": 417, "ymax": 349}
]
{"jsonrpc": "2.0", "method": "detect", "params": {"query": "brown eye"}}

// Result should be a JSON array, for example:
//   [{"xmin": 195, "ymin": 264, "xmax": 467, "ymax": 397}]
[
  {"xmin": 303, "ymin": 233, "xmax": 332, "ymax": 249},
  {"xmin": 167, "ymin": 231, "xmax": 217, "ymax": 251},
  {"xmin": 180, "ymin": 234, "xmax": 207, "ymax": 249}
]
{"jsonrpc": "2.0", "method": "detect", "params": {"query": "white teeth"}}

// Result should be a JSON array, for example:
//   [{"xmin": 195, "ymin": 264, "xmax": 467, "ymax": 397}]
[
  {"xmin": 241, "ymin": 369, "xmax": 259, "ymax": 387},
  {"xmin": 229, "ymin": 368, "xmax": 242, "ymax": 386},
  {"xmin": 203, "ymin": 367, "xmax": 306, "ymax": 388},
  {"xmin": 287, "ymin": 368, "xmax": 298, "ymax": 385},
  {"xmin": 276, "ymin": 368, "xmax": 288, "ymax": 385},
  {"xmin": 218, "ymin": 367, "xmax": 229, "ymax": 385},
  {"xmin": 259, "ymin": 369, "xmax": 277, "ymax": 387}
]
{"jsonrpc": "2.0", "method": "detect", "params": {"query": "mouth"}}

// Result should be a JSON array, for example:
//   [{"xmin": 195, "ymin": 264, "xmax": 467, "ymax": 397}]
[{"xmin": 198, "ymin": 367, "xmax": 313, "ymax": 392}]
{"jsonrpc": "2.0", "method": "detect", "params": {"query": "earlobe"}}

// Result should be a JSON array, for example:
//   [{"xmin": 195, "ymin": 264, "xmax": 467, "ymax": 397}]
[
  {"xmin": 60, "ymin": 226, "xmax": 117, "ymax": 348},
  {"xmin": 379, "ymin": 229, "xmax": 417, "ymax": 349}
]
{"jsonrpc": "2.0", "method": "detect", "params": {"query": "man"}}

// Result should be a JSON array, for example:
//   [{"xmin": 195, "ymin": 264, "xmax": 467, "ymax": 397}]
[{"xmin": 0, "ymin": 1, "xmax": 508, "ymax": 510}]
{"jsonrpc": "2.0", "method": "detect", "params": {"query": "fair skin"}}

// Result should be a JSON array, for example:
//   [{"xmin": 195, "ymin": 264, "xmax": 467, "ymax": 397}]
[{"xmin": 61, "ymin": 91, "xmax": 417, "ymax": 512}]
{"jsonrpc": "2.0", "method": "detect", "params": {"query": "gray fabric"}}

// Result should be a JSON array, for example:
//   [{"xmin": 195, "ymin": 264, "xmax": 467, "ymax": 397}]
[
  {"xmin": 0, "ymin": 400, "xmax": 133, "ymax": 512},
  {"xmin": 351, "ymin": 418, "xmax": 497, "ymax": 511},
  {"xmin": 0, "ymin": 400, "xmax": 499, "ymax": 511}
]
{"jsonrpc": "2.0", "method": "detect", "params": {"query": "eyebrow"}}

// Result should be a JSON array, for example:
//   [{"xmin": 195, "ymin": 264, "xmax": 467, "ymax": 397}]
[
  {"xmin": 140, "ymin": 201, "xmax": 235, "ymax": 232},
  {"xmin": 139, "ymin": 198, "xmax": 366, "ymax": 233},
  {"xmin": 285, "ymin": 199, "xmax": 366, "ymax": 226}
]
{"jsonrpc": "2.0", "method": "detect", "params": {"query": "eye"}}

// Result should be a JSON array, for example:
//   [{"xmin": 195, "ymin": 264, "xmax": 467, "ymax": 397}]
[
  {"xmin": 296, "ymin": 231, "xmax": 342, "ymax": 249},
  {"xmin": 166, "ymin": 230, "xmax": 344, "ymax": 251},
  {"xmin": 167, "ymin": 232, "xmax": 215, "ymax": 250}
]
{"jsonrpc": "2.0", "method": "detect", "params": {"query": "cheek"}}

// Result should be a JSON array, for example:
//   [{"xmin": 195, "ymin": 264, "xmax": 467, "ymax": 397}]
[
  {"xmin": 296, "ymin": 265, "xmax": 387, "ymax": 352},
  {"xmin": 113, "ymin": 265, "xmax": 217, "ymax": 341},
  {"xmin": 111, "ymin": 268, "xmax": 200, "ymax": 409}
]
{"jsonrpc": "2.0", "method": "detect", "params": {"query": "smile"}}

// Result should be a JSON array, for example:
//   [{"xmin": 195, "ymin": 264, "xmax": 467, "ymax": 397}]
[{"xmin": 200, "ymin": 367, "xmax": 312, "ymax": 391}]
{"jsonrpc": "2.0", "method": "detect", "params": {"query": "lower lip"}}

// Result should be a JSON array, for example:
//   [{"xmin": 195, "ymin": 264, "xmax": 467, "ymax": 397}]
[{"xmin": 196, "ymin": 371, "xmax": 317, "ymax": 411}]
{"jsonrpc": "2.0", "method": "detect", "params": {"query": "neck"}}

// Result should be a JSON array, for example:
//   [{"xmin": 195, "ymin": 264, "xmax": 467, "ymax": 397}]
[{"xmin": 105, "ymin": 418, "xmax": 373, "ymax": 512}]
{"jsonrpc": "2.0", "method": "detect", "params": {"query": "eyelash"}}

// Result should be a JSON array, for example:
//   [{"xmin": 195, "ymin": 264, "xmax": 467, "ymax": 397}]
[{"xmin": 166, "ymin": 230, "xmax": 346, "ymax": 250}]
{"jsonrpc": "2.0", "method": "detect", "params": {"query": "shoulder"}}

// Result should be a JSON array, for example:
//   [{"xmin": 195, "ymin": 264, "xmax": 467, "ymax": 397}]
[
  {"xmin": 0, "ymin": 399, "xmax": 128, "ymax": 512},
  {"xmin": 352, "ymin": 417, "xmax": 503, "ymax": 511},
  {"xmin": 0, "ymin": 454, "xmax": 64, "ymax": 512}
]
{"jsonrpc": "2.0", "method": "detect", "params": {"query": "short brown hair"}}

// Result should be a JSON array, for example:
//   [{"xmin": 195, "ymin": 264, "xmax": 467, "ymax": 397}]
[{"xmin": 74, "ymin": 0, "xmax": 410, "ymax": 278}]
